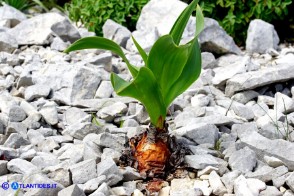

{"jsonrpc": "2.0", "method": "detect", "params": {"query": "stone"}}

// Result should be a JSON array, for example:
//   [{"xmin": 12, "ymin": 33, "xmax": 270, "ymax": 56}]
[
  {"xmin": 246, "ymin": 19, "xmax": 279, "ymax": 53},
  {"xmin": 103, "ymin": 19, "xmax": 131, "ymax": 48},
  {"xmin": 234, "ymin": 175, "xmax": 255, "ymax": 196},
  {"xmin": 111, "ymin": 186, "xmax": 134, "ymax": 196},
  {"xmin": 176, "ymin": 115, "xmax": 242, "ymax": 128},
  {"xmin": 260, "ymin": 186, "xmax": 282, "ymax": 196},
  {"xmin": 50, "ymin": 37, "xmax": 69, "ymax": 51},
  {"xmin": 170, "ymin": 178, "xmax": 199, "ymax": 196},
  {"xmin": 0, "ymin": 32, "xmax": 18, "ymax": 53},
  {"xmin": 63, "ymin": 122, "xmax": 102, "ymax": 140},
  {"xmin": 22, "ymin": 113, "xmax": 41, "ymax": 129},
  {"xmin": 45, "ymin": 162, "xmax": 71, "ymax": 187},
  {"xmin": 185, "ymin": 154, "xmax": 220, "ymax": 170},
  {"xmin": 286, "ymin": 173, "xmax": 294, "ymax": 192},
  {"xmin": 32, "ymin": 64, "xmax": 102, "ymax": 104},
  {"xmin": 228, "ymin": 146, "xmax": 257, "ymax": 173},
  {"xmin": 6, "ymin": 122, "xmax": 27, "ymax": 140},
  {"xmin": 0, "ymin": 146, "xmax": 19, "ymax": 160},
  {"xmin": 39, "ymin": 102, "xmax": 58, "ymax": 125},
  {"xmin": 246, "ymin": 178, "xmax": 267, "ymax": 195},
  {"xmin": 251, "ymin": 102, "xmax": 269, "ymax": 118},
  {"xmin": 58, "ymin": 184, "xmax": 85, "ymax": 196},
  {"xmin": 31, "ymin": 154, "xmax": 59, "ymax": 169},
  {"xmin": 234, "ymin": 123, "xmax": 294, "ymax": 170},
  {"xmin": 225, "ymin": 64, "xmax": 294, "ymax": 96},
  {"xmin": 97, "ymin": 102, "xmax": 128, "ymax": 122},
  {"xmin": 208, "ymin": 171, "xmax": 227, "ymax": 195},
  {"xmin": 274, "ymin": 92, "xmax": 294, "ymax": 114},
  {"xmin": 0, "ymin": 160, "xmax": 8, "ymax": 175},
  {"xmin": 191, "ymin": 94, "xmax": 210, "ymax": 107},
  {"xmin": 7, "ymin": 158, "xmax": 39, "ymax": 175},
  {"xmin": 122, "ymin": 119, "xmax": 139, "ymax": 127},
  {"xmin": 221, "ymin": 170, "xmax": 241, "ymax": 194},
  {"xmin": 3, "ymin": 133, "xmax": 30, "ymax": 148},
  {"xmin": 174, "ymin": 123, "xmax": 219, "ymax": 146},
  {"xmin": 193, "ymin": 180, "xmax": 212, "ymax": 196},
  {"xmin": 8, "ymin": 105, "xmax": 26, "ymax": 122},
  {"xmin": 201, "ymin": 52, "xmax": 215, "ymax": 69},
  {"xmin": 83, "ymin": 175, "xmax": 107, "ymax": 194},
  {"xmin": 246, "ymin": 165, "xmax": 288, "ymax": 183},
  {"xmin": 101, "ymin": 148, "xmax": 121, "ymax": 163},
  {"xmin": 119, "ymin": 166, "xmax": 142, "ymax": 181},
  {"xmin": 0, "ymin": 4, "xmax": 26, "ymax": 27},
  {"xmin": 20, "ymin": 100, "xmax": 38, "ymax": 116},
  {"xmin": 83, "ymin": 140, "xmax": 102, "ymax": 162},
  {"xmin": 97, "ymin": 158, "xmax": 123, "ymax": 186},
  {"xmin": 231, "ymin": 103, "xmax": 255, "ymax": 120},
  {"xmin": 264, "ymin": 155, "xmax": 284, "ymax": 168},
  {"xmin": 284, "ymin": 190, "xmax": 294, "ymax": 196},
  {"xmin": 136, "ymin": 0, "xmax": 187, "ymax": 36},
  {"xmin": 24, "ymin": 84, "xmax": 51, "ymax": 101},
  {"xmin": 212, "ymin": 55, "xmax": 249, "ymax": 86},
  {"xmin": 69, "ymin": 159, "xmax": 97, "ymax": 184},
  {"xmin": 197, "ymin": 166, "xmax": 219, "ymax": 177},
  {"xmin": 159, "ymin": 186, "xmax": 170, "ymax": 196},
  {"xmin": 232, "ymin": 90, "xmax": 259, "ymax": 104},
  {"xmin": 273, "ymin": 173, "xmax": 291, "ymax": 188},
  {"xmin": 38, "ymin": 138, "xmax": 60, "ymax": 152},
  {"xmin": 95, "ymin": 80, "xmax": 113, "ymax": 98},
  {"xmin": 91, "ymin": 182, "xmax": 110, "ymax": 196},
  {"xmin": 51, "ymin": 19, "xmax": 81, "ymax": 43},
  {"xmin": 9, "ymin": 12, "xmax": 65, "ymax": 45},
  {"xmin": 94, "ymin": 132, "xmax": 125, "ymax": 151},
  {"xmin": 23, "ymin": 173, "xmax": 63, "ymax": 196},
  {"xmin": 199, "ymin": 18, "xmax": 241, "ymax": 55},
  {"xmin": 64, "ymin": 107, "xmax": 91, "ymax": 126},
  {"xmin": 58, "ymin": 144, "xmax": 83, "ymax": 163},
  {"xmin": 126, "ymin": 28, "xmax": 159, "ymax": 52}
]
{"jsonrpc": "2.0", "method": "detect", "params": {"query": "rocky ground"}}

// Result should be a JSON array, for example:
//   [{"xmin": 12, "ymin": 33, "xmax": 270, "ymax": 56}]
[{"xmin": 0, "ymin": 0, "xmax": 294, "ymax": 195}]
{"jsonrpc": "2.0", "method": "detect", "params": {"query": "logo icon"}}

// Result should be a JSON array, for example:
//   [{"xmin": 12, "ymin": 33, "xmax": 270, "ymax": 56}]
[
  {"xmin": 1, "ymin": 182, "xmax": 9, "ymax": 190},
  {"xmin": 11, "ymin": 182, "xmax": 19, "ymax": 190}
]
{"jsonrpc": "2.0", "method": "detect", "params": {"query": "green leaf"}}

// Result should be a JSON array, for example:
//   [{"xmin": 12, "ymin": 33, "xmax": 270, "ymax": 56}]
[
  {"xmin": 131, "ymin": 36, "xmax": 148, "ymax": 65},
  {"xmin": 195, "ymin": 4, "xmax": 204, "ymax": 37},
  {"xmin": 111, "ymin": 67, "xmax": 166, "ymax": 128},
  {"xmin": 169, "ymin": 0, "xmax": 199, "ymax": 45},
  {"xmin": 165, "ymin": 38, "xmax": 201, "ymax": 107},
  {"xmin": 147, "ymin": 35, "xmax": 189, "ymax": 106},
  {"xmin": 64, "ymin": 36, "xmax": 139, "ymax": 77}
]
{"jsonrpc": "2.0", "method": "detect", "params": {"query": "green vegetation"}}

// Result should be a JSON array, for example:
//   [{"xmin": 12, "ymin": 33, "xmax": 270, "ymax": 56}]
[
  {"xmin": 182, "ymin": 0, "xmax": 293, "ymax": 44},
  {"xmin": 65, "ymin": 0, "xmax": 149, "ymax": 36},
  {"xmin": 0, "ymin": 0, "xmax": 65, "ymax": 12}
]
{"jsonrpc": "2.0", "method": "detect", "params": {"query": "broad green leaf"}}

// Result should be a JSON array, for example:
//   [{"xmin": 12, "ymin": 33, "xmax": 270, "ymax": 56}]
[
  {"xmin": 147, "ymin": 35, "xmax": 189, "ymax": 106},
  {"xmin": 169, "ymin": 0, "xmax": 199, "ymax": 45},
  {"xmin": 195, "ymin": 4, "xmax": 204, "ymax": 37},
  {"xmin": 131, "ymin": 36, "xmax": 148, "ymax": 65},
  {"xmin": 165, "ymin": 38, "xmax": 201, "ymax": 107},
  {"xmin": 111, "ymin": 67, "xmax": 166, "ymax": 128},
  {"xmin": 64, "ymin": 36, "xmax": 139, "ymax": 77}
]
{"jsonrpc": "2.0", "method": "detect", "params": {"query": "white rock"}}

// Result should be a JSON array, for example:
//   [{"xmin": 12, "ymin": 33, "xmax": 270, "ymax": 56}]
[
  {"xmin": 69, "ymin": 159, "xmax": 97, "ymax": 184},
  {"xmin": 9, "ymin": 12, "xmax": 65, "ymax": 45},
  {"xmin": 0, "ymin": 4, "xmax": 27, "ymax": 27},
  {"xmin": 246, "ymin": 19, "xmax": 279, "ymax": 53},
  {"xmin": 95, "ymin": 80, "xmax": 113, "ymax": 98},
  {"xmin": 0, "ymin": 32, "xmax": 18, "ymax": 53},
  {"xmin": 24, "ymin": 84, "xmax": 51, "ymax": 101},
  {"xmin": 39, "ymin": 102, "xmax": 58, "ymax": 125},
  {"xmin": 194, "ymin": 180, "xmax": 212, "ymax": 196},
  {"xmin": 208, "ymin": 171, "xmax": 227, "ymax": 195},
  {"xmin": 264, "ymin": 155, "xmax": 284, "ymax": 168},
  {"xmin": 234, "ymin": 175, "xmax": 255, "ymax": 196},
  {"xmin": 274, "ymin": 92, "xmax": 294, "ymax": 114},
  {"xmin": 7, "ymin": 158, "xmax": 40, "ymax": 175},
  {"xmin": 103, "ymin": 19, "xmax": 131, "ymax": 48}
]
